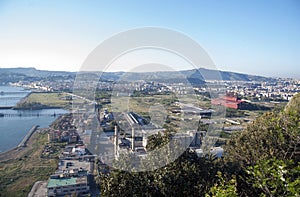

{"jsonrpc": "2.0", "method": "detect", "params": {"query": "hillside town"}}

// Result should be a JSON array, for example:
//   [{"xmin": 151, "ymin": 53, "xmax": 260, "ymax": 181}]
[
  {"xmin": 8, "ymin": 74, "xmax": 296, "ymax": 196},
  {"xmin": 1, "ymin": 68, "xmax": 300, "ymax": 196},
  {"xmin": 1, "ymin": 1, "xmax": 299, "ymax": 195}
]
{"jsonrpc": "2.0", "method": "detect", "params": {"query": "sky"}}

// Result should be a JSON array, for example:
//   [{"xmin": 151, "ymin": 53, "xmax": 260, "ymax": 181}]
[{"xmin": 0, "ymin": 0, "xmax": 299, "ymax": 78}]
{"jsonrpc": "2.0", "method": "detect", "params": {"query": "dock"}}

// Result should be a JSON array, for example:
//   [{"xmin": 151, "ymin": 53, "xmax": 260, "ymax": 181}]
[
  {"xmin": 0, "ymin": 113, "xmax": 64, "ymax": 118},
  {"xmin": 0, "ymin": 106, "xmax": 13, "ymax": 109}
]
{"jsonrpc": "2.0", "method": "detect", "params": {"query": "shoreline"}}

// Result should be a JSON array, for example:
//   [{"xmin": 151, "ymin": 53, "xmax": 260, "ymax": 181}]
[
  {"xmin": 0, "ymin": 143, "xmax": 24, "ymax": 162},
  {"xmin": 0, "ymin": 87, "xmax": 70, "ymax": 161},
  {"xmin": 0, "ymin": 110, "xmax": 69, "ymax": 157},
  {"xmin": 12, "ymin": 106, "xmax": 64, "ymax": 110},
  {"xmin": 0, "ymin": 112, "xmax": 69, "ymax": 161},
  {"xmin": 17, "ymin": 125, "xmax": 39, "ymax": 148},
  {"xmin": 0, "ymin": 147, "xmax": 19, "ymax": 160},
  {"xmin": 0, "ymin": 125, "xmax": 39, "ymax": 161}
]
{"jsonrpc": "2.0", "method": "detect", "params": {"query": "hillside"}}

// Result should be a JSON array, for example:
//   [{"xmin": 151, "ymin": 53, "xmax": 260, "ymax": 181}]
[{"xmin": 285, "ymin": 92, "xmax": 300, "ymax": 114}]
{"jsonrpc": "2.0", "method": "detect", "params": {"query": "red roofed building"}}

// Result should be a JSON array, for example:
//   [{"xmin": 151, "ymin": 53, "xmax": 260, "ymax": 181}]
[{"xmin": 211, "ymin": 95, "xmax": 245, "ymax": 109}]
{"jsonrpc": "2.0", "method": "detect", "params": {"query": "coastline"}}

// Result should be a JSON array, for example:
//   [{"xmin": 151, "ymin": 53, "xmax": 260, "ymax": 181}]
[
  {"xmin": 17, "ymin": 125, "xmax": 39, "ymax": 148},
  {"xmin": 12, "ymin": 105, "xmax": 64, "ymax": 110},
  {"xmin": 0, "ymin": 86, "xmax": 32, "ymax": 157},
  {"xmin": 0, "ymin": 87, "xmax": 70, "ymax": 160},
  {"xmin": 0, "ymin": 147, "xmax": 19, "ymax": 161},
  {"xmin": 0, "ymin": 125, "xmax": 39, "ymax": 161},
  {"xmin": 0, "ymin": 112, "xmax": 69, "ymax": 161}
]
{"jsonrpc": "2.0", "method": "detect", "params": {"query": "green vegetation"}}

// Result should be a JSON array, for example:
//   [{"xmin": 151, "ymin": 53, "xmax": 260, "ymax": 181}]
[
  {"xmin": 109, "ymin": 94, "xmax": 178, "ymax": 114},
  {"xmin": 97, "ymin": 93, "xmax": 300, "ymax": 196},
  {"xmin": 95, "ymin": 91, "xmax": 112, "ymax": 105},
  {"xmin": 41, "ymin": 142, "xmax": 67, "ymax": 159},
  {"xmin": 146, "ymin": 131, "xmax": 171, "ymax": 151},
  {"xmin": 205, "ymin": 172, "xmax": 238, "ymax": 197},
  {"xmin": 285, "ymin": 92, "xmax": 300, "ymax": 114},
  {"xmin": 98, "ymin": 152, "xmax": 222, "ymax": 196},
  {"xmin": 245, "ymin": 158, "xmax": 300, "ymax": 196},
  {"xmin": 0, "ymin": 132, "xmax": 57, "ymax": 196},
  {"xmin": 226, "ymin": 108, "xmax": 246, "ymax": 117},
  {"xmin": 16, "ymin": 92, "xmax": 72, "ymax": 109}
]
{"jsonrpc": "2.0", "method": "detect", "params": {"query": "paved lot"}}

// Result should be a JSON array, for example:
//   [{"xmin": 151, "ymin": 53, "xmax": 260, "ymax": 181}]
[
  {"xmin": 58, "ymin": 159, "xmax": 92, "ymax": 173},
  {"xmin": 28, "ymin": 181, "xmax": 47, "ymax": 197}
]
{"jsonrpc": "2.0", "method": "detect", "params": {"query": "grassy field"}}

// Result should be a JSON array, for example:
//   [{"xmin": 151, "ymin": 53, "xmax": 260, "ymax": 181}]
[
  {"xmin": 109, "ymin": 95, "xmax": 173, "ymax": 113},
  {"xmin": 108, "ymin": 94, "xmax": 211, "ymax": 113},
  {"xmin": 19, "ymin": 92, "xmax": 72, "ymax": 109},
  {"xmin": 0, "ymin": 132, "xmax": 57, "ymax": 197}
]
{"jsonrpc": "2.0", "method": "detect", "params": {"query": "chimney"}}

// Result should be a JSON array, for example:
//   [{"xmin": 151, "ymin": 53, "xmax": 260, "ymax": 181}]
[
  {"xmin": 131, "ymin": 127, "xmax": 135, "ymax": 151},
  {"xmin": 114, "ymin": 125, "xmax": 118, "ymax": 159}
]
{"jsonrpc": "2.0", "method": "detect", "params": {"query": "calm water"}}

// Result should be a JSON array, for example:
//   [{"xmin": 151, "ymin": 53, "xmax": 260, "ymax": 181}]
[
  {"xmin": 0, "ymin": 85, "xmax": 30, "ymax": 107},
  {"xmin": 0, "ymin": 86, "xmax": 68, "ymax": 152}
]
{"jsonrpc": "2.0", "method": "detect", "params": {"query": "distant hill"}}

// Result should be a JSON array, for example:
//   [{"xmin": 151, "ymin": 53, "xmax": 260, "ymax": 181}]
[
  {"xmin": 0, "ymin": 67, "xmax": 275, "ymax": 85},
  {"xmin": 0, "ymin": 67, "xmax": 75, "ymax": 85},
  {"xmin": 181, "ymin": 68, "xmax": 274, "ymax": 81},
  {"xmin": 102, "ymin": 68, "xmax": 274, "ymax": 83},
  {"xmin": 0, "ymin": 67, "xmax": 74, "ymax": 77},
  {"xmin": 99, "ymin": 68, "xmax": 274, "ymax": 84}
]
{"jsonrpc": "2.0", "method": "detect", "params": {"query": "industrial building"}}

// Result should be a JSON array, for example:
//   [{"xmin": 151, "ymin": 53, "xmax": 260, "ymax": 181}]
[
  {"xmin": 47, "ymin": 176, "xmax": 89, "ymax": 197},
  {"xmin": 211, "ymin": 95, "xmax": 246, "ymax": 109}
]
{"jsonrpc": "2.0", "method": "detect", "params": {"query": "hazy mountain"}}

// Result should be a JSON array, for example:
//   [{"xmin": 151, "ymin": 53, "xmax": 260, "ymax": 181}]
[
  {"xmin": 0, "ymin": 67, "xmax": 75, "ymax": 77},
  {"xmin": 181, "ymin": 68, "xmax": 274, "ymax": 81},
  {"xmin": 96, "ymin": 68, "xmax": 274, "ymax": 84},
  {"xmin": 0, "ymin": 67, "xmax": 275, "ymax": 85},
  {"xmin": 0, "ymin": 67, "xmax": 76, "ymax": 85}
]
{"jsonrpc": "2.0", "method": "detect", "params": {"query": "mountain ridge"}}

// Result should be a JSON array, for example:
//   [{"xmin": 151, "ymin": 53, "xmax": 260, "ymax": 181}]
[{"xmin": 0, "ymin": 67, "xmax": 276, "ymax": 85}]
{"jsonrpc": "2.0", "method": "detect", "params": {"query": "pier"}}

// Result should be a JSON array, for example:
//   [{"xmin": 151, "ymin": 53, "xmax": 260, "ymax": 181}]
[
  {"xmin": 18, "ymin": 125, "xmax": 39, "ymax": 148},
  {"xmin": 0, "ymin": 112, "xmax": 64, "ymax": 118},
  {"xmin": 0, "ymin": 91, "xmax": 30, "ymax": 95},
  {"xmin": 0, "ymin": 106, "xmax": 13, "ymax": 109}
]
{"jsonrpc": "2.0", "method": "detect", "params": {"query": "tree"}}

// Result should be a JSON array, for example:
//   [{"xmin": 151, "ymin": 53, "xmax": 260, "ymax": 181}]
[
  {"xmin": 98, "ymin": 151, "xmax": 223, "ymax": 196},
  {"xmin": 225, "ymin": 110, "xmax": 299, "ymax": 168},
  {"xmin": 245, "ymin": 158, "xmax": 300, "ymax": 197},
  {"xmin": 205, "ymin": 171, "xmax": 238, "ymax": 197},
  {"xmin": 224, "ymin": 93, "xmax": 300, "ymax": 196}
]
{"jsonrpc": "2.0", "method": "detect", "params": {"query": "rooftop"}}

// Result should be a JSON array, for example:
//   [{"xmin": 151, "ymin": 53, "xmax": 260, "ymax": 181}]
[
  {"xmin": 47, "ymin": 176, "xmax": 87, "ymax": 188},
  {"xmin": 47, "ymin": 177, "xmax": 77, "ymax": 188},
  {"xmin": 57, "ymin": 159, "xmax": 92, "ymax": 173}
]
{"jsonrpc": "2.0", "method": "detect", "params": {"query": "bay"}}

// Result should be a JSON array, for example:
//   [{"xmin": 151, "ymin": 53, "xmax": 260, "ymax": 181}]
[
  {"xmin": 0, "ymin": 86, "xmax": 68, "ymax": 152},
  {"xmin": 0, "ymin": 85, "xmax": 29, "ymax": 107}
]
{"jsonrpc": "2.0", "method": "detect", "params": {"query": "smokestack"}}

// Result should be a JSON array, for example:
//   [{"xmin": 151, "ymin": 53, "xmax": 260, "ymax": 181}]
[
  {"xmin": 114, "ymin": 125, "xmax": 118, "ymax": 159},
  {"xmin": 131, "ymin": 127, "xmax": 135, "ymax": 151}
]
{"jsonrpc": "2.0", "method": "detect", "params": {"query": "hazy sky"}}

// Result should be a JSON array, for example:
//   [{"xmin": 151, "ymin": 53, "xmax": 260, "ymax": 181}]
[{"xmin": 0, "ymin": 0, "xmax": 299, "ymax": 78}]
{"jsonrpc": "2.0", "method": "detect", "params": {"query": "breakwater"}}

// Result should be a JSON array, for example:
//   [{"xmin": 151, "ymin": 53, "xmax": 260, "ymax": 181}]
[
  {"xmin": 18, "ymin": 125, "xmax": 39, "ymax": 148},
  {"xmin": 0, "ymin": 113, "xmax": 64, "ymax": 117},
  {"xmin": 0, "ymin": 86, "xmax": 69, "ymax": 152},
  {"xmin": 0, "ymin": 106, "xmax": 13, "ymax": 109}
]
